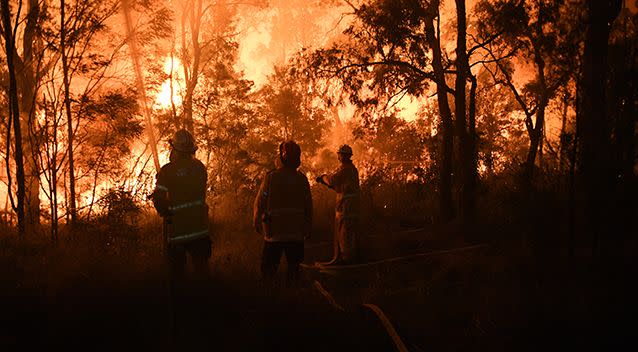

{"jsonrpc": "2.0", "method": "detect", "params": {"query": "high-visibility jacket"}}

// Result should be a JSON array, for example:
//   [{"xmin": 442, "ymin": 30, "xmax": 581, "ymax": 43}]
[
  {"xmin": 253, "ymin": 166, "xmax": 312, "ymax": 242},
  {"xmin": 325, "ymin": 162, "xmax": 360, "ymax": 220},
  {"xmin": 153, "ymin": 155, "xmax": 209, "ymax": 244}
]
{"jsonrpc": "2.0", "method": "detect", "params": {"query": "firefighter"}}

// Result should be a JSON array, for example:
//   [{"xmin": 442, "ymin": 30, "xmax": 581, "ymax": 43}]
[
  {"xmin": 254, "ymin": 141, "xmax": 312, "ymax": 285},
  {"xmin": 316, "ymin": 144, "xmax": 360, "ymax": 265},
  {"xmin": 151, "ymin": 129, "xmax": 211, "ymax": 281}
]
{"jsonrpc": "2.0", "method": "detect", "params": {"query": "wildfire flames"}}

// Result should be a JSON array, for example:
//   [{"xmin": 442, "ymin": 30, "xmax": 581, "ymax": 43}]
[
  {"xmin": 155, "ymin": 56, "xmax": 185, "ymax": 110},
  {"xmin": 0, "ymin": 0, "xmax": 635, "ymax": 230}
]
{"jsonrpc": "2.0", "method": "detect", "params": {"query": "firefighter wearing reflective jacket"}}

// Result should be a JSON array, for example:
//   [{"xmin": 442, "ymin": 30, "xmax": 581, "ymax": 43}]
[
  {"xmin": 254, "ymin": 141, "xmax": 312, "ymax": 284},
  {"xmin": 316, "ymin": 144, "xmax": 360, "ymax": 265},
  {"xmin": 151, "ymin": 129, "xmax": 210, "ymax": 280}
]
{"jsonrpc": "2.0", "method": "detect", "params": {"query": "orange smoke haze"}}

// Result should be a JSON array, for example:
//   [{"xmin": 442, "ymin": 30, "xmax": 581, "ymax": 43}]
[
  {"xmin": 235, "ymin": 1, "xmax": 351, "ymax": 88},
  {"xmin": 0, "ymin": 0, "xmax": 598, "ymax": 222}
]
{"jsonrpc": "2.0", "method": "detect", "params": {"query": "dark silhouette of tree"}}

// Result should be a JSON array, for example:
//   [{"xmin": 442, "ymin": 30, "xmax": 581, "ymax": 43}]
[
  {"xmin": 77, "ymin": 90, "xmax": 143, "ymax": 220},
  {"xmin": 1, "ymin": 0, "xmax": 26, "ymax": 234},
  {"xmin": 1, "ymin": 0, "xmax": 46, "ymax": 231},
  {"xmin": 39, "ymin": 95, "xmax": 61, "ymax": 240},
  {"xmin": 605, "ymin": 5, "xmax": 638, "ymax": 251},
  {"xmin": 424, "ymin": 0, "xmax": 455, "ymax": 222},
  {"xmin": 59, "ymin": 0, "xmax": 121, "ymax": 225},
  {"xmin": 309, "ymin": 0, "xmax": 459, "ymax": 222},
  {"xmin": 194, "ymin": 58, "xmax": 255, "ymax": 217},
  {"xmin": 475, "ymin": 0, "xmax": 583, "ymax": 192},
  {"xmin": 474, "ymin": 70, "xmax": 522, "ymax": 177},
  {"xmin": 578, "ymin": 0, "xmax": 623, "ymax": 255},
  {"xmin": 309, "ymin": 0, "xmax": 501, "ymax": 224},
  {"xmin": 454, "ymin": 0, "xmax": 479, "ymax": 224},
  {"xmin": 59, "ymin": 0, "xmax": 75, "ymax": 226},
  {"xmin": 176, "ymin": 0, "xmax": 262, "ymax": 135},
  {"xmin": 255, "ymin": 64, "xmax": 330, "ymax": 158}
]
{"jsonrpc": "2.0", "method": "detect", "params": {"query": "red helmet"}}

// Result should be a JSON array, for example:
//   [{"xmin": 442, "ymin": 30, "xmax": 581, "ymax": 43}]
[{"xmin": 279, "ymin": 140, "xmax": 301, "ymax": 169}]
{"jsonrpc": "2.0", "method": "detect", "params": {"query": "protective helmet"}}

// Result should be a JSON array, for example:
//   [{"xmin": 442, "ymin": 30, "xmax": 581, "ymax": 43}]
[
  {"xmin": 170, "ymin": 129, "xmax": 197, "ymax": 154},
  {"xmin": 337, "ymin": 144, "xmax": 353, "ymax": 156},
  {"xmin": 279, "ymin": 140, "xmax": 301, "ymax": 169}
]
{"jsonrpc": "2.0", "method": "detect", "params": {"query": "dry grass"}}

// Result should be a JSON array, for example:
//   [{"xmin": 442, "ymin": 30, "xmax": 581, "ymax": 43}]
[{"xmin": 1, "ymin": 182, "xmax": 636, "ymax": 350}]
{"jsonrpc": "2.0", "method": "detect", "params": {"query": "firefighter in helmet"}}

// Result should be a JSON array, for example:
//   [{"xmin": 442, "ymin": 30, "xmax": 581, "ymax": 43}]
[
  {"xmin": 254, "ymin": 141, "xmax": 312, "ymax": 285},
  {"xmin": 316, "ymin": 144, "xmax": 360, "ymax": 265},
  {"xmin": 151, "ymin": 129, "xmax": 211, "ymax": 280}
]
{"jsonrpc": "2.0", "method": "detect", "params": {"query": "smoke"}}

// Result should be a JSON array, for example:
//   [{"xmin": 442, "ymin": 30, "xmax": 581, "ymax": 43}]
[{"xmin": 235, "ymin": 0, "xmax": 351, "ymax": 88}]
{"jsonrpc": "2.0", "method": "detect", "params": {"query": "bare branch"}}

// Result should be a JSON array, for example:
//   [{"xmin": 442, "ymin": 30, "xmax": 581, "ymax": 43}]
[
  {"xmin": 330, "ymin": 60, "xmax": 434, "ymax": 81},
  {"xmin": 468, "ymin": 30, "xmax": 504, "ymax": 56},
  {"xmin": 342, "ymin": 0, "xmax": 358, "ymax": 12},
  {"xmin": 484, "ymin": 44, "xmax": 533, "ymax": 119},
  {"xmin": 469, "ymin": 48, "xmax": 516, "ymax": 68}
]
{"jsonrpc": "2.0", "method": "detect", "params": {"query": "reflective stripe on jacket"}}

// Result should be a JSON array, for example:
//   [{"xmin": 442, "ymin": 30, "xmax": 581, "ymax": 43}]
[
  {"xmin": 254, "ymin": 166, "xmax": 312, "ymax": 242},
  {"xmin": 169, "ymin": 229, "xmax": 209, "ymax": 244},
  {"xmin": 154, "ymin": 155, "xmax": 209, "ymax": 244}
]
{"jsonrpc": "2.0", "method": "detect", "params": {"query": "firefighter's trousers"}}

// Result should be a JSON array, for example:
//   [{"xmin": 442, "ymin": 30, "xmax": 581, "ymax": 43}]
[{"xmin": 333, "ymin": 215, "xmax": 358, "ymax": 262}]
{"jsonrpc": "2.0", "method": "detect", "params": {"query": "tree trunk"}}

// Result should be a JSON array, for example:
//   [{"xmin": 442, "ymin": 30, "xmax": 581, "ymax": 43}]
[
  {"xmin": 568, "ymin": 76, "xmax": 580, "ymax": 257},
  {"xmin": 425, "ymin": 3, "xmax": 454, "ymax": 222},
  {"xmin": 61, "ymin": 0, "xmax": 77, "ymax": 225},
  {"xmin": 1, "ymin": 0, "xmax": 26, "ymax": 234},
  {"xmin": 43, "ymin": 97, "xmax": 58, "ymax": 242},
  {"xmin": 22, "ymin": 116, "xmax": 40, "ymax": 230},
  {"xmin": 122, "ymin": 0, "xmax": 161, "ymax": 173},
  {"xmin": 608, "ymin": 14, "xmax": 637, "ymax": 246},
  {"xmin": 454, "ymin": 0, "xmax": 476, "ymax": 225},
  {"xmin": 17, "ymin": 0, "xmax": 42, "ymax": 230},
  {"xmin": 578, "ymin": 0, "xmax": 622, "ymax": 256},
  {"xmin": 558, "ymin": 91, "xmax": 570, "ymax": 173},
  {"xmin": 51, "ymin": 106, "xmax": 58, "ymax": 242},
  {"xmin": 523, "ymin": 46, "xmax": 549, "ymax": 193},
  {"xmin": 467, "ymin": 72, "xmax": 478, "ymax": 221},
  {"xmin": 523, "ymin": 110, "xmax": 544, "ymax": 190},
  {"xmin": 181, "ymin": 0, "xmax": 203, "ymax": 135},
  {"xmin": 86, "ymin": 144, "xmax": 108, "ymax": 221}
]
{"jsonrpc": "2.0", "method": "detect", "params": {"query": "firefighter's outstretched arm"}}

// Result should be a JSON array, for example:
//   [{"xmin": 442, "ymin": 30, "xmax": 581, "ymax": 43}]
[
  {"xmin": 318, "ymin": 168, "xmax": 345, "ymax": 190},
  {"xmin": 315, "ymin": 174, "xmax": 333, "ymax": 189}
]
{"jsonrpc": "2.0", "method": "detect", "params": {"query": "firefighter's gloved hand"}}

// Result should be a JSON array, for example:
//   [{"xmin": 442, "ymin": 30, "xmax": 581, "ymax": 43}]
[{"xmin": 151, "ymin": 190, "xmax": 171, "ymax": 217}]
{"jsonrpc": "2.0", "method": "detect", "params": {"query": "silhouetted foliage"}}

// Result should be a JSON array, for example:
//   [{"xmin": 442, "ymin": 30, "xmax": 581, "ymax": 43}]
[{"xmin": 475, "ymin": 0, "xmax": 584, "ymax": 187}]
